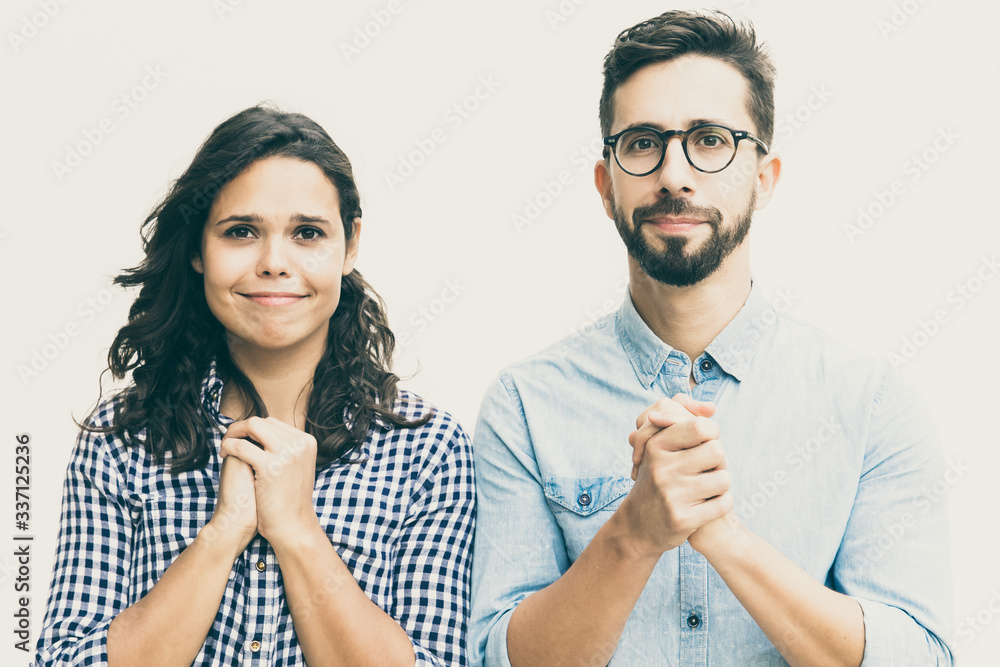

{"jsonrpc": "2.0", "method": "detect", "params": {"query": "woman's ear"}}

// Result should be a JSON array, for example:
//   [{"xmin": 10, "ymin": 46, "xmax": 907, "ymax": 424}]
[
  {"xmin": 191, "ymin": 255, "xmax": 204, "ymax": 274},
  {"xmin": 342, "ymin": 217, "xmax": 361, "ymax": 276}
]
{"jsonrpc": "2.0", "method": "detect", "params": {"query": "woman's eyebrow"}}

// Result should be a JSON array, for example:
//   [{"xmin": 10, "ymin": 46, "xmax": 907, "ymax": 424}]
[
  {"xmin": 214, "ymin": 213, "xmax": 332, "ymax": 225},
  {"xmin": 215, "ymin": 213, "xmax": 262, "ymax": 225},
  {"xmin": 291, "ymin": 214, "xmax": 332, "ymax": 225}
]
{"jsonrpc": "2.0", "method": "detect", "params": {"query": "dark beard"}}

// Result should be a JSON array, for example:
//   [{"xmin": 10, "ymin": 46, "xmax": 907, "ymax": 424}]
[{"xmin": 612, "ymin": 192, "xmax": 755, "ymax": 287}]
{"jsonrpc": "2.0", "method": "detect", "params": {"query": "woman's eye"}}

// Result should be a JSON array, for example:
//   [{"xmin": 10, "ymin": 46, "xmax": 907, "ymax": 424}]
[
  {"xmin": 225, "ymin": 225, "xmax": 254, "ymax": 239},
  {"xmin": 296, "ymin": 227, "xmax": 325, "ymax": 240}
]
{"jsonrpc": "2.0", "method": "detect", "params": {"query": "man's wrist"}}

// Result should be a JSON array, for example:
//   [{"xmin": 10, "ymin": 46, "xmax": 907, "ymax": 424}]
[
  {"xmin": 605, "ymin": 500, "xmax": 669, "ymax": 563},
  {"xmin": 689, "ymin": 513, "xmax": 751, "ymax": 565}
]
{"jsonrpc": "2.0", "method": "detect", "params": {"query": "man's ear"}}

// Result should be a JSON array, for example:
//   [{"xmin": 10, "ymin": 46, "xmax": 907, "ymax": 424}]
[
  {"xmin": 753, "ymin": 152, "xmax": 782, "ymax": 210},
  {"xmin": 342, "ymin": 217, "xmax": 362, "ymax": 276},
  {"xmin": 191, "ymin": 255, "xmax": 204, "ymax": 274},
  {"xmin": 594, "ymin": 159, "xmax": 615, "ymax": 220}
]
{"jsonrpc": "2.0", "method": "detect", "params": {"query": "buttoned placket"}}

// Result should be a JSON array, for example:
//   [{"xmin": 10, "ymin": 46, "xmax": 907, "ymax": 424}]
[
  {"xmin": 240, "ymin": 536, "xmax": 279, "ymax": 665},
  {"xmin": 209, "ymin": 392, "xmax": 280, "ymax": 666},
  {"xmin": 656, "ymin": 350, "xmax": 725, "ymax": 666}
]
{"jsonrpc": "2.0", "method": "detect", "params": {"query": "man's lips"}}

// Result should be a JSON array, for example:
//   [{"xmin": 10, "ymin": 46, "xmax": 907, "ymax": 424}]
[
  {"xmin": 241, "ymin": 292, "xmax": 307, "ymax": 307},
  {"xmin": 644, "ymin": 216, "xmax": 706, "ymax": 233}
]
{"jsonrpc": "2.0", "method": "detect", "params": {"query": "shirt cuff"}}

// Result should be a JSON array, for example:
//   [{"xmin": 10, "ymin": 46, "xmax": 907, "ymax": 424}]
[
  {"xmin": 853, "ymin": 596, "xmax": 953, "ymax": 667},
  {"xmin": 34, "ymin": 617, "xmax": 113, "ymax": 666},
  {"xmin": 483, "ymin": 607, "xmax": 515, "ymax": 667},
  {"xmin": 412, "ymin": 642, "xmax": 445, "ymax": 667}
]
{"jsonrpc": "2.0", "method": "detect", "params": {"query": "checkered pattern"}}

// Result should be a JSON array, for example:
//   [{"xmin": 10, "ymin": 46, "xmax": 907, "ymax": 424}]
[{"xmin": 35, "ymin": 362, "xmax": 475, "ymax": 666}]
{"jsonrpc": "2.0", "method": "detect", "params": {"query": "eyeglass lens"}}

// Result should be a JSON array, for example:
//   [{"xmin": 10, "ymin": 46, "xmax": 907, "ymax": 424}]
[{"xmin": 615, "ymin": 126, "xmax": 736, "ymax": 174}]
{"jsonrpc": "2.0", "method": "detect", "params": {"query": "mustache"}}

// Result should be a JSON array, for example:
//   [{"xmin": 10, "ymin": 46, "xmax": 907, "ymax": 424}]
[{"xmin": 632, "ymin": 197, "xmax": 723, "ymax": 226}]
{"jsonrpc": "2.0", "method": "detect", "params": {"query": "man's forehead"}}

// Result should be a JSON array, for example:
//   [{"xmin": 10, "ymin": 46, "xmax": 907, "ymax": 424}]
[{"xmin": 611, "ymin": 55, "xmax": 752, "ymax": 131}]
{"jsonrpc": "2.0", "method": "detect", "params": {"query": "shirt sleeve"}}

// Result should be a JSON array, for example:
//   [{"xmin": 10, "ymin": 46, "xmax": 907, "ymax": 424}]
[
  {"xmin": 35, "ymin": 425, "xmax": 132, "ymax": 666},
  {"xmin": 468, "ymin": 374, "xmax": 571, "ymax": 667},
  {"xmin": 393, "ymin": 415, "xmax": 477, "ymax": 667},
  {"xmin": 830, "ymin": 368, "xmax": 955, "ymax": 665}
]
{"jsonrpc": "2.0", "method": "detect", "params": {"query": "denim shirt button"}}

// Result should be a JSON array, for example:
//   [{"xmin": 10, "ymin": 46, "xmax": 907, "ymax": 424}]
[
  {"xmin": 578, "ymin": 492, "xmax": 592, "ymax": 507},
  {"xmin": 699, "ymin": 359, "xmax": 713, "ymax": 372},
  {"xmin": 687, "ymin": 614, "xmax": 701, "ymax": 628}
]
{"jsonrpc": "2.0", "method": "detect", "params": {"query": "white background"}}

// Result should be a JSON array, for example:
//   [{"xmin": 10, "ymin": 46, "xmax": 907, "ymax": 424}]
[{"xmin": 1, "ymin": 0, "xmax": 998, "ymax": 664}]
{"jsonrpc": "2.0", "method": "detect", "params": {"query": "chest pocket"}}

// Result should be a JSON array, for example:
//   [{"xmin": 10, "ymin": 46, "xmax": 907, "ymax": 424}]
[
  {"xmin": 544, "ymin": 476, "xmax": 631, "ymax": 560},
  {"xmin": 130, "ymin": 494, "xmax": 214, "ymax": 604}
]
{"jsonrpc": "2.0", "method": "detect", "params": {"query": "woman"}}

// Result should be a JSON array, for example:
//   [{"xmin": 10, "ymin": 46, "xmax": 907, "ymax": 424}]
[{"xmin": 36, "ymin": 105, "xmax": 475, "ymax": 666}]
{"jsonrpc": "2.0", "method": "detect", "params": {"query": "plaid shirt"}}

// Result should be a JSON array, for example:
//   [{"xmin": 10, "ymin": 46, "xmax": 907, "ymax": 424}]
[{"xmin": 36, "ymin": 362, "xmax": 476, "ymax": 666}]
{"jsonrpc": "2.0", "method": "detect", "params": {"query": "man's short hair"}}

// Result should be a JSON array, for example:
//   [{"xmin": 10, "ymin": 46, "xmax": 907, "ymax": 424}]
[{"xmin": 599, "ymin": 10, "xmax": 776, "ymax": 150}]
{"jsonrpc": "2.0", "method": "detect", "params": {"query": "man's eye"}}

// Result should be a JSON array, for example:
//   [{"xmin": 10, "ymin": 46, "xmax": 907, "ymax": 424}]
[
  {"xmin": 625, "ymin": 136, "xmax": 660, "ymax": 152},
  {"xmin": 694, "ymin": 131, "xmax": 731, "ymax": 149}
]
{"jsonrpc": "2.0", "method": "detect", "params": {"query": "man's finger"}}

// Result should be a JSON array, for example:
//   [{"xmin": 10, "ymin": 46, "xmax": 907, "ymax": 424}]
[{"xmin": 672, "ymin": 393, "xmax": 716, "ymax": 418}]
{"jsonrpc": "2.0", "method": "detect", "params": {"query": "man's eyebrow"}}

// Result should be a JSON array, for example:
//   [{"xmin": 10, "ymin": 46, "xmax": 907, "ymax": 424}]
[
  {"xmin": 614, "ymin": 118, "xmax": 734, "ymax": 134},
  {"xmin": 214, "ymin": 213, "xmax": 332, "ymax": 225},
  {"xmin": 687, "ymin": 117, "xmax": 731, "ymax": 128}
]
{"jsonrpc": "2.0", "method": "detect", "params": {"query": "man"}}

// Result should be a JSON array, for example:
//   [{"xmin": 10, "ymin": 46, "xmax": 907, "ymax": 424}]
[{"xmin": 469, "ymin": 10, "xmax": 952, "ymax": 666}]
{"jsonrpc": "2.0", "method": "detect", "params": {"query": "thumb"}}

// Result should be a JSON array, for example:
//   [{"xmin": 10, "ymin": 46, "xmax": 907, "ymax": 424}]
[{"xmin": 672, "ymin": 392, "xmax": 716, "ymax": 418}]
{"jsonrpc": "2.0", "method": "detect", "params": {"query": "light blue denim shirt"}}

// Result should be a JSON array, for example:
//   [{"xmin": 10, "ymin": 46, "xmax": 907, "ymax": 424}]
[{"xmin": 470, "ymin": 285, "xmax": 953, "ymax": 666}]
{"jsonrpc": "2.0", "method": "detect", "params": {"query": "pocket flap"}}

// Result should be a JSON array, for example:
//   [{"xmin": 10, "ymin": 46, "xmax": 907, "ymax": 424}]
[{"xmin": 543, "ymin": 476, "xmax": 631, "ymax": 516}]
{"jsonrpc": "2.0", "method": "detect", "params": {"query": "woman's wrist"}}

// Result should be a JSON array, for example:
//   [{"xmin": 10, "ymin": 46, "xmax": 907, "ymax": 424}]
[
  {"xmin": 267, "ymin": 515, "xmax": 328, "ymax": 559},
  {"xmin": 200, "ymin": 516, "xmax": 255, "ymax": 562}
]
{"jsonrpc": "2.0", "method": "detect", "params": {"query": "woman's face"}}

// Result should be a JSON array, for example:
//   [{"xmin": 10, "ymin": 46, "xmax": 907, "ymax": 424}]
[{"xmin": 193, "ymin": 156, "xmax": 360, "ymax": 357}]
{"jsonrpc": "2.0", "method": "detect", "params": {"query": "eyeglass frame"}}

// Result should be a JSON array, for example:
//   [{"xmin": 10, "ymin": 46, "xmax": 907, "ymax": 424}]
[{"xmin": 603, "ymin": 123, "xmax": 770, "ymax": 176}]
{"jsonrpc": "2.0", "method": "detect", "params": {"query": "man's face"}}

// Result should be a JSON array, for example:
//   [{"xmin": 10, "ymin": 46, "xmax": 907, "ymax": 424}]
[{"xmin": 597, "ymin": 55, "xmax": 773, "ymax": 287}]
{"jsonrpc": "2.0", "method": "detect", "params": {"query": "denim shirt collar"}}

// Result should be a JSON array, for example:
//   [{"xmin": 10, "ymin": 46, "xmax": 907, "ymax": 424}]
[{"xmin": 616, "ymin": 282, "xmax": 770, "ymax": 388}]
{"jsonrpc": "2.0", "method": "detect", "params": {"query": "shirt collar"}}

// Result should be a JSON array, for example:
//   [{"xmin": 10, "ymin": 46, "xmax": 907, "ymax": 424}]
[
  {"xmin": 200, "ymin": 359, "xmax": 227, "ymax": 424},
  {"xmin": 616, "ymin": 282, "xmax": 771, "ymax": 388},
  {"xmin": 616, "ymin": 293, "xmax": 674, "ymax": 389},
  {"xmin": 197, "ymin": 357, "xmax": 390, "ymax": 432},
  {"xmin": 704, "ymin": 285, "xmax": 769, "ymax": 381}
]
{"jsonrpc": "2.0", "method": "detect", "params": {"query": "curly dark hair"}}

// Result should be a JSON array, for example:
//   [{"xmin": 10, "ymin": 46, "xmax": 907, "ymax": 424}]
[
  {"xmin": 599, "ymin": 10, "xmax": 776, "ymax": 150},
  {"xmin": 87, "ymin": 104, "xmax": 427, "ymax": 472}
]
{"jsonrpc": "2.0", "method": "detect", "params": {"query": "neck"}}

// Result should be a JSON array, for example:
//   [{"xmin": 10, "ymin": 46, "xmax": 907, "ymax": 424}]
[
  {"xmin": 221, "ymin": 335, "xmax": 326, "ymax": 429},
  {"xmin": 627, "ymin": 245, "xmax": 751, "ymax": 364}
]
